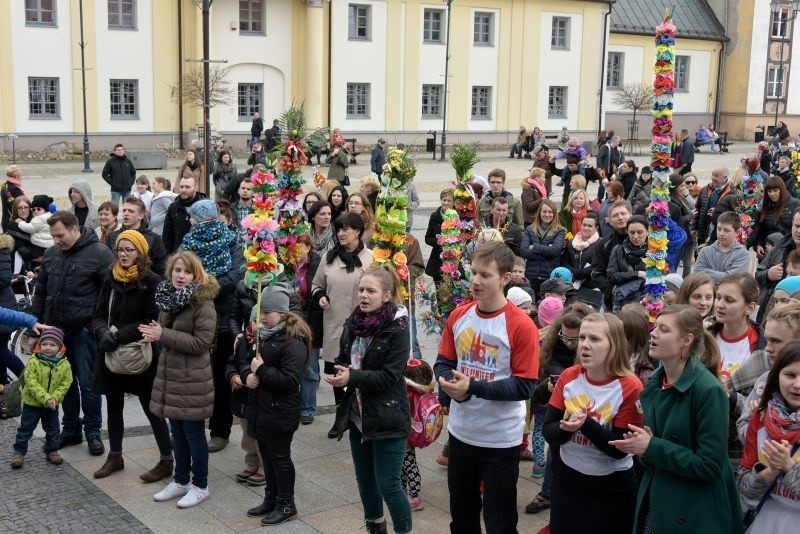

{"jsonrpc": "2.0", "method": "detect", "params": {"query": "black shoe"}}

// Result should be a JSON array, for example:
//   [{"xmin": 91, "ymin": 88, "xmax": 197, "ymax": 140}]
[
  {"xmin": 261, "ymin": 495, "xmax": 297, "ymax": 525},
  {"xmin": 300, "ymin": 414, "xmax": 314, "ymax": 425},
  {"xmin": 247, "ymin": 489, "xmax": 276, "ymax": 517},
  {"xmin": 555, "ymin": 181, "xmax": 565, "ymax": 187},
  {"xmin": 87, "ymin": 436, "xmax": 105, "ymax": 456},
  {"xmin": 59, "ymin": 433, "xmax": 82, "ymax": 448},
  {"xmin": 525, "ymin": 493, "xmax": 551, "ymax": 514},
  {"xmin": 327, "ymin": 426, "xmax": 338, "ymax": 439}
]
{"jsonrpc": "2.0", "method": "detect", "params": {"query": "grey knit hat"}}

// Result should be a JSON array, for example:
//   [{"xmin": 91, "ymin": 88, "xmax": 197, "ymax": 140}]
[
  {"xmin": 189, "ymin": 199, "xmax": 218, "ymax": 222},
  {"xmin": 260, "ymin": 285, "xmax": 291, "ymax": 314}
]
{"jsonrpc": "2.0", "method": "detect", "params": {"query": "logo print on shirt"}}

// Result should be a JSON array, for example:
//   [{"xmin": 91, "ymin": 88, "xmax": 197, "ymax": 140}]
[{"xmin": 455, "ymin": 328, "xmax": 499, "ymax": 381}]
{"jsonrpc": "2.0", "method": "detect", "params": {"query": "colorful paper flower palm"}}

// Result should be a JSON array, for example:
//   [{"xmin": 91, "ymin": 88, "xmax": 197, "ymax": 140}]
[{"xmin": 736, "ymin": 172, "xmax": 763, "ymax": 244}]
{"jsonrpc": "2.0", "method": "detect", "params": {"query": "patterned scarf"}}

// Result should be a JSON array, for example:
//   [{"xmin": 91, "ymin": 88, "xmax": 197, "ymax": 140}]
[
  {"xmin": 762, "ymin": 392, "xmax": 800, "ymax": 444},
  {"xmin": 349, "ymin": 302, "xmax": 402, "ymax": 339},
  {"xmin": 155, "ymin": 279, "xmax": 197, "ymax": 313},
  {"xmin": 311, "ymin": 225, "xmax": 336, "ymax": 256}
]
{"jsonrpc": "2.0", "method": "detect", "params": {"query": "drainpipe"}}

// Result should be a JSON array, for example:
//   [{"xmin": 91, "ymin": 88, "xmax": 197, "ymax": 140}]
[
  {"xmin": 178, "ymin": 0, "xmax": 184, "ymax": 149},
  {"xmin": 597, "ymin": 1, "xmax": 614, "ymax": 139},
  {"xmin": 714, "ymin": 0, "xmax": 729, "ymax": 130},
  {"xmin": 326, "ymin": 1, "xmax": 332, "ymax": 127}
]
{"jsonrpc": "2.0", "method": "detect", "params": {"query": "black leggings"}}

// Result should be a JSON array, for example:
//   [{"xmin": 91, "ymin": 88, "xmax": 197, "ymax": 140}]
[
  {"xmin": 324, "ymin": 361, "xmax": 345, "ymax": 404},
  {"xmin": 106, "ymin": 391, "xmax": 172, "ymax": 456},
  {"xmin": 209, "ymin": 331, "xmax": 234, "ymax": 439},
  {"xmin": 257, "ymin": 430, "xmax": 296, "ymax": 497}
]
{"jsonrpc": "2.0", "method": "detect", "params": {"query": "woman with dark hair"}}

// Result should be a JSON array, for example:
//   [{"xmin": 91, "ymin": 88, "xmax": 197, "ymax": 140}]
[
  {"xmin": 753, "ymin": 175, "xmax": 800, "ymax": 257},
  {"xmin": 311, "ymin": 212, "xmax": 373, "ymax": 416},
  {"xmin": 521, "ymin": 199, "xmax": 566, "ymax": 295},
  {"xmin": 177, "ymin": 150, "xmax": 205, "ymax": 194},
  {"xmin": 91, "ymin": 230, "xmax": 172, "ymax": 482},
  {"xmin": 564, "ymin": 211, "xmax": 601, "ymax": 289},
  {"xmin": 668, "ymin": 173, "xmax": 695, "ymax": 276},
  {"xmin": 327, "ymin": 185, "xmax": 349, "ymax": 219},
  {"xmin": 301, "ymin": 192, "xmax": 321, "ymax": 220},
  {"xmin": 607, "ymin": 215, "xmax": 649, "ymax": 311},
  {"xmin": 4, "ymin": 196, "xmax": 41, "ymax": 272},
  {"xmin": 617, "ymin": 160, "xmax": 638, "ymax": 200},
  {"xmin": 212, "ymin": 149, "xmax": 237, "ymax": 201},
  {"xmin": 306, "ymin": 200, "xmax": 336, "ymax": 256}
]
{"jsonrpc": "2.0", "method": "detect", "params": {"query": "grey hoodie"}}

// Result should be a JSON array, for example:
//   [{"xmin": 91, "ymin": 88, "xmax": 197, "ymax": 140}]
[
  {"xmin": 67, "ymin": 179, "xmax": 100, "ymax": 230},
  {"xmin": 694, "ymin": 241, "xmax": 751, "ymax": 284},
  {"xmin": 149, "ymin": 190, "xmax": 177, "ymax": 236}
]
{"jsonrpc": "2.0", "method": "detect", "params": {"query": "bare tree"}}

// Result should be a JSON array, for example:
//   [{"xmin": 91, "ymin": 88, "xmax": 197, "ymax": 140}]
[
  {"xmin": 611, "ymin": 82, "xmax": 655, "ymax": 126},
  {"xmin": 170, "ymin": 65, "xmax": 233, "ymax": 108}
]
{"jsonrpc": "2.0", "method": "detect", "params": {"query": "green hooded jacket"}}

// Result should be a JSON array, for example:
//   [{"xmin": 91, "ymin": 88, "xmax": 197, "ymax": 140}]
[{"xmin": 22, "ymin": 353, "xmax": 73, "ymax": 408}]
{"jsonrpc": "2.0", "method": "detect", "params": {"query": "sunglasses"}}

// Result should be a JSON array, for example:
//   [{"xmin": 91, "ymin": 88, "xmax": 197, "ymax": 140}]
[
  {"xmin": 558, "ymin": 331, "xmax": 579, "ymax": 344},
  {"xmin": 684, "ymin": 180, "xmax": 697, "ymax": 185}
]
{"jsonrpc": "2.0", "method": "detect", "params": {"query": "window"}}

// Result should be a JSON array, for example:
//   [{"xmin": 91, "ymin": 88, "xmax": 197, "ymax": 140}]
[
  {"xmin": 768, "ymin": 67, "xmax": 785, "ymax": 99},
  {"xmin": 238, "ymin": 84, "xmax": 262, "ymax": 119},
  {"xmin": 421, "ymin": 84, "xmax": 443, "ymax": 118},
  {"xmin": 548, "ymin": 86, "xmax": 567, "ymax": 118},
  {"xmin": 28, "ymin": 77, "xmax": 59, "ymax": 118},
  {"xmin": 347, "ymin": 83, "xmax": 370, "ymax": 118},
  {"xmin": 473, "ymin": 12, "xmax": 494, "ymax": 46},
  {"xmin": 109, "ymin": 79, "xmax": 138, "ymax": 119},
  {"xmin": 25, "ymin": 0, "xmax": 56, "ymax": 26},
  {"xmin": 108, "ymin": 0, "xmax": 136, "ymax": 29},
  {"xmin": 675, "ymin": 56, "xmax": 690, "ymax": 91},
  {"xmin": 551, "ymin": 17, "xmax": 570, "ymax": 49},
  {"xmin": 471, "ymin": 86, "xmax": 492, "ymax": 119},
  {"xmin": 348, "ymin": 4, "xmax": 370, "ymax": 40},
  {"xmin": 239, "ymin": 0, "xmax": 263, "ymax": 34},
  {"xmin": 606, "ymin": 52, "xmax": 624, "ymax": 89},
  {"xmin": 423, "ymin": 8, "xmax": 444, "ymax": 43},
  {"xmin": 772, "ymin": 7, "xmax": 791, "ymax": 38}
]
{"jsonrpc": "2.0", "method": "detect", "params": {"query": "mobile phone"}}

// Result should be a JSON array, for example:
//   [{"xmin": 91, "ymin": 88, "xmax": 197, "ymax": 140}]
[{"xmin": 549, "ymin": 374, "xmax": 560, "ymax": 386}]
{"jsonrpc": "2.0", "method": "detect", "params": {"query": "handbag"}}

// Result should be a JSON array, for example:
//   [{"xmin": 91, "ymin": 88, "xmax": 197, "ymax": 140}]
[
  {"xmin": 343, "ymin": 174, "xmax": 350, "ymax": 186},
  {"xmin": 743, "ymin": 442, "xmax": 800, "ymax": 528},
  {"xmin": 0, "ymin": 379, "xmax": 23, "ymax": 418},
  {"xmin": 104, "ymin": 291, "xmax": 153, "ymax": 375}
]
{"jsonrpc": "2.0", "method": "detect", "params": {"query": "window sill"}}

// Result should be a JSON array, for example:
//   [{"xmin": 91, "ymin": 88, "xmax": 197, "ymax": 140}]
[
  {"xmin": 108, "ymin": 26, "xmax": 138, "ymax": 31},
  {"xmin": 240, "ymin": 31, "xmax": 266, "ymax": 36},
  {"xmin": 110, "ymin": 116, "xmax": 141, "ymax": 121},
  {"xmin": 548, "ymin": 115, "xmax": 567, "ymax": 119},
  {"xmin": 470, "ymin": 117, "xmax": 493, "ymax": 121},
  {"xmin": 346, "ymin": 116, "xmax": 371, "ymax": 120},
  {"xmin": 25, "ymin": 22, "xmax": 57, "ymax": 28},
  {"xmin": 422, "ymin": 115, "xmax": 443, "ymax": 120},
  {"xmin": 423, "ymin": 40, "xmax": 444, "ymax": 45},
  {"xmin": 473, "ymin": 42, "xmax": 494, "ymax": 47},
  {"xmin": 606, "ymin": 86, "xmax": 621, "ymax": 91},
  {"xmin": 675, "ymin": 88, "xmax": 689, "ymax": 93},
  {"xmin": 551, "ymin": 46, "xmax": 570, "ymax": 51},
  {"xmin": 29, "ymin": 116, "xmax": 62, "ymax": 120},
  {"xmin": 348, "ymin": 37, "xmax": 372, "ymax": 42}
]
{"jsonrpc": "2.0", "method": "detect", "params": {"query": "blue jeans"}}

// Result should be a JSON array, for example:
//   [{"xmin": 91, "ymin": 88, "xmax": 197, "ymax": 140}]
[
  {"xmin": 170, "ymin": 419, "xmax": 209, "ymax": 489},
  {"xmin": 349, "ymin": 425, "xmax": 412, "ymax": 533},
  {"xmin": 248, "ymin": 135, "xmax": 260, "ymax": 150},
  {"xmin": 300, "ymin": 348, "xmax": 320, "ymax": 417},
  {"xmin": 15, "ymin": 404, "xmax": 60, "ymax": 454},
  {"xmin": 110, "ymin": 190, "xmax": 126, "ymax": 207},
  {"xmin": 61, "ymin": 329, "xmax": 102, "ymax": 439}
]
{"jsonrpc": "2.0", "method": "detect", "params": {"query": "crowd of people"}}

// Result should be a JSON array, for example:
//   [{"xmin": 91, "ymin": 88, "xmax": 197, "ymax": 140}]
[{"xmin": 1, "ymin": 127, "xmax": 800, "ymax": 534}]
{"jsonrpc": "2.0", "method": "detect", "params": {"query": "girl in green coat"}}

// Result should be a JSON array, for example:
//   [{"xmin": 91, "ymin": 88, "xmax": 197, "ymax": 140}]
[{"xmin": 611, "ymin": 305, "xmax": 743, "ymax": 533}]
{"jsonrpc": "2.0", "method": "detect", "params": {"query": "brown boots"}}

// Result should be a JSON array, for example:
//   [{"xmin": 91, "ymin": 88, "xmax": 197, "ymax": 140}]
[
  {"xmin": 93, "ymin": 452, "xmax": 124, "ymax": 479},
  {"xmin": 139, "ymin": 456, "xmax": 174, "ymax": 483}
]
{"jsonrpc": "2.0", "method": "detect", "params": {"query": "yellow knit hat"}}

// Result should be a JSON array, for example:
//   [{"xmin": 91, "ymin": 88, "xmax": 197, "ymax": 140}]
[{"xmin": 116, "ymin": 229, "xmax": 149, "ymax": 255}]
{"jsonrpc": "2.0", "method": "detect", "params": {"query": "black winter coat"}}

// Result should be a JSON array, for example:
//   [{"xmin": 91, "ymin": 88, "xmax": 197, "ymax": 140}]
[
  {"xmin": 228, "ymin": 278, "xmax": 302, "ymax": 336},
  {"xmin": 564, "ymin": 237, "xmax": 599, "ymax": 285},
  {"xmin": 752, "ymin": 198, "xmax": 800, "ymax": 247},
  {"xmin": 332, "ymin": 314, "xmax": 411, "ymax": 442},
  {"xmin": 1, "ymin": 181, "xmax": 24, "ymax": 232},
  {"xmin": 619, "ymin": 171, "xmax": 637, "ymax": 200},
  {"xmin": 590, "ymin": 230, "xmax": 626, "ymax": 306},
  {"xmin": 424, "ymin": 208, "xmax": 445, "ymax": 280},
  {"xmin": 162, "ymin": 193, "xmax": 206, "ymax": 253},
  {"xmin": 214, "ymin": 241, "xmax": 245, "ymax": 335},
  {"xmin": 607, "ymin": 239, "xmax": 647, "ymax": 286},
  {"xmin": 107, "ymin": 225, "xmax": 167, "ymax": 276},
  {"xmin": 240, "ymin": 330, "xmax": 306, "ymax": 436},
  {"xmin": 101, "ymin": 153, "xmax": 136, "ymax": 193},
  {"xmin": 692, "ymin": 183, "xmax": 733, "ymax": 244},
  {"xmin": 0, "ymin": 249, "xmax": 18, "ymax": 335},
  {"xmin": 31, "ymin": 228, "xmax": 115, "ymax": 331},
  {"xmin": 91, "ymin": 270, "xmax": 161, "ymax": 395},
  {"xmin": 521, "ymin": 225, "xmax": 566, "ymax": 281}
]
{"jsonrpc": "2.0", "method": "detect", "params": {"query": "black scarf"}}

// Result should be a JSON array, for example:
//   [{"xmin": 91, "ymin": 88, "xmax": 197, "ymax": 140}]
[
  {"xmin": 622, "ymin": 238, "xmax": 647, "ymax": 266},
  {"xmin": 186, "ymin": 160, "xmax": 198, "ymax": 171},
  {"xmin": 155, "ymin": 280, "xmax": 197, "ymax": 313},
  {"xmin": 326, "ymin": 241, "xmax": 365, "ymax": 273},
  {"xmin": 350, "ymin": 302, "xmax": 402, "ymax": 338}
]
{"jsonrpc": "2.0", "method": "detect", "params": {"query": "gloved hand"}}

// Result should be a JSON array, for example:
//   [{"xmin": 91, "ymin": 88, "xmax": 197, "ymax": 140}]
[{"xmin": 98, "ymin": 330, "xmax": 119, "ymax": 353}]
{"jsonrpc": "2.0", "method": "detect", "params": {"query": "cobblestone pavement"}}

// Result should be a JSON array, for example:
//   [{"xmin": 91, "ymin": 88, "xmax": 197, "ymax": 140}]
[{"xmin": 0, "ymin": 417, "xmax": 152, "ymax": 533}]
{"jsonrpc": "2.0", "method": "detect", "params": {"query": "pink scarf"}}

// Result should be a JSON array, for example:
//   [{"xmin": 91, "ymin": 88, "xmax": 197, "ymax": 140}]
[
  {"xmin": 571, "ymin": 231, "xmax": 599, "ymax": 251},
  {"xmin": 530, "ymin": 179, "xmax": 547, "ymax": 199}
]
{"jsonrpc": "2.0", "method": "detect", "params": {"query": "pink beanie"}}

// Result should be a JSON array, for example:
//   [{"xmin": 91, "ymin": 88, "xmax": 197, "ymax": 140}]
[{"xmin": 537, "ymin": 297, "xmax": 564, "ymax": 327}]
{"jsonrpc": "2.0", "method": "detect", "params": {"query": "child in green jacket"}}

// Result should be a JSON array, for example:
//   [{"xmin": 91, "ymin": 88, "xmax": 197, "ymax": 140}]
[{"xmin": 10, "ymin": 327, "xmax": 72, "ymax": 468}]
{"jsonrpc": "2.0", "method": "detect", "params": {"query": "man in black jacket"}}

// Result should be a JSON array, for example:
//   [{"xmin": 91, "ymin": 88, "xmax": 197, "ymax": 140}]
[
  {"xmin": 591, "ymin": 200, "xmax": 631, "ymax": 309},
  {"xmin": 101, "ymin": 144, "xmax": 136, "ymax": 207},
  {"xmin": 107, "ymin": 197, "xmax": 167, "ymax": 276},
  {"xmin": 30, "ymin": 211, "xmax": 115, "ymax": 456},
  {"xmin": 249, "ymin": 112, "xmax": 263, "ymax": 149},
  {"xmin": 162, "ymin": 176, "xmax": 206, "ymax": 253},
  {"xmin": 370, "ymin": 138, "xmax": 387, "ymax": 175}
]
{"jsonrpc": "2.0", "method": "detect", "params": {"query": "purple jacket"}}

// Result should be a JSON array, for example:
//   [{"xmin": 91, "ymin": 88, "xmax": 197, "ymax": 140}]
[{"xmin": 553, "ymin": 146, "xmax": 588, "ymax": 161}]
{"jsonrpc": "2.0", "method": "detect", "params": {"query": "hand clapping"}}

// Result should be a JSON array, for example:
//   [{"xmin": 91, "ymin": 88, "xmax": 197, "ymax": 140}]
[
  {"xmin": 559, "ymin": 407, "xmax": 589, "ymax": 433},
  {"xmin": 610, "ymin": 424, "xmax": 653, "ymax": 456}
]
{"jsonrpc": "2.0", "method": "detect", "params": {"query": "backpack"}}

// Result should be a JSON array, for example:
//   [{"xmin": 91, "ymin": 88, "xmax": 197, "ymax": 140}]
[
  {"xmin": 0, "ymin": 379, "xmax": 23, "ymax": 419},
  {"xmin": 407, "ymin": 392, "xmax": 444, "ymax": 449}
]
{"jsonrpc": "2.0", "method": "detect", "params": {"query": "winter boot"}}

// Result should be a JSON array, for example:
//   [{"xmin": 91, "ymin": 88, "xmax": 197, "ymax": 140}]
[
  {"xmin": 247, "ymin": 486, "xmax": 276, "ymax": 517},
  {"xmin": 261, "ymin": 494, "xmax": 297, "ymax": 525},
  {"xmin": 93, "ymin": 452, "xmax": 124, "ymax": 479},
  {"xmin": 365, "ymin": 518, "xmax": 389, "ymax": 534},
  {"xmin": 139, "ymin": 456, "xmax": 174, "ymax": 483}
]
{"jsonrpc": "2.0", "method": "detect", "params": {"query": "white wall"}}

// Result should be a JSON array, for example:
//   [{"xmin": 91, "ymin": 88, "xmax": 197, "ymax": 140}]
[
  {"xmin": 785, "ymin": 18, "xmax": 800, "ymax": 115},
  {"xmin": 604, "ymin": 43, "xmax": 646, "ymax": 113},
  {"xmin": 747, "ymin": 0, "xmax": 770, "ymax": 114},
  {"xmin": 10, "ymin": 0, "xmax": 75, "ymax": 133},
  {"xmin": 418, "ymin": 4, "xmax": 447, "ymax": 132},
  {"xmin": 466, "ymin": 8, "xmax": 499, "ymax": 131},
  {"xmin": 538, "ymin": 12, "xmax": 583, "ymax": 130}
]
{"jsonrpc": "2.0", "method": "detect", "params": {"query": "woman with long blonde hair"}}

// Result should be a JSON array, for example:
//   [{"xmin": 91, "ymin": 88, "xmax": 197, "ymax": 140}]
[{"xmin": 521, "ymin": 199, "xmax": 566, "ymax": 295}]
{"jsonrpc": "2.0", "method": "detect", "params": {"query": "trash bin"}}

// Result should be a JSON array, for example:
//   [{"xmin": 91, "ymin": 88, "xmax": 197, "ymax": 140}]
[
  {"xmin": 755, "ymin": 131, "xmax": 765, "ymax": 143},
  {"xmin": 426, "ymin": 137, "xmax": 436, "ymax": 153}
]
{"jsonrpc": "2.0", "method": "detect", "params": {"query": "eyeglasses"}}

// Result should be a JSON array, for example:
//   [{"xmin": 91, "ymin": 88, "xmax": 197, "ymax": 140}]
[
  {"xmin": 558, "ymin": 331, "xmax": 579, "ymax": 344},
  {"xmin": 115, "ymin": 247, "xmax": 137, "ymax": 255},
  {"xmin": 684, "ymin": 180, "xmax": 697, "ymax": 185}
]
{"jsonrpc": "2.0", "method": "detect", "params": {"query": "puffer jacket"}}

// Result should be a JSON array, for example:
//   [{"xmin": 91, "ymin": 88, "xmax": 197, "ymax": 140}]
[
  {"xmin": 17, "ymin": 213, "xmax": 54, "ymax": 249},
  {"xmin": 149, "ymin": 278, "xmax": 219, "ymax": 421},
  {"xmin": 31, "ymin": 228, "xmax": 116, "ymax": 331},
  {"xmin": 521, "ymin": 224, "xmax": 566, "ymax": 282},
  {"xmin": 332, "ymin": 308, "xmax": 411, "ymax": 442},
  {"xmin": 22, "ymin": 354, "xmax": 72, "ymax": 407},
  {"xmin": 101, "ymin": 152, "xmax": 136, "ymax": 193},
  {"xmin": 240, "ymin": 329, "xmax": 307, "ymax": 437}
]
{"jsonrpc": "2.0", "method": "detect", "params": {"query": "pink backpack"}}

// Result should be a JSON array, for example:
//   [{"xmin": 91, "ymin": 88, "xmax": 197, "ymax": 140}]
[{"xmin": 407, "ymin": 392, "xmax": 444, "ymax": 449}]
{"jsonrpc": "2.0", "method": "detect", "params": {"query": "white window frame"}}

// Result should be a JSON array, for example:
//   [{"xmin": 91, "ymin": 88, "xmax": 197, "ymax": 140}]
[
  {"xmin": 421, "ymin": 84, "xmax": 443, "ymax": 118},
  {"xmin": 471, "ymin": 86, "xmax": 492, "ymax": 120},
  {"xmin": 346, "ymin": 83, "xmax": 371, "ymax": 119},
  {"xmin": 109, "ymin": 79, "xmax": 139, "ymax": 119},
  {"xmin": 423, "ymin": 8, "xmax": 444, "ymax": 44},
  {"xmin": 28, "ymin": 77, "xmax": 60, "ymax": 119},
  {"xmin": 768, "ymin": 66, "xmax": 785, "ymax": 99},
  {"xmin": 772, "ymin": 7, "xmax": 791, "ymax": 39},
  {"xmin": 348, "ymin": 4, "xmax": 371, "ymax": 41},
  {"xmin": 675, "ymin": 56, "xmax": 690, "ymax": 91},
  {"xmin": 551, "ymin": 17, "xmax": 570, "ymax": 49},
  {"xmin": 25, "ymin": 0, "xmax": 56, "ymax": 27},
  {"xmin": 107, "ymin": 0, "xmax": 136, "ymax": 30},
  {"xmin": 238, "ymin": 83, "xmax": 263, "ymax": 120},
  {"xmin": 606, "ymin": 52, "xmax": 624, "ymax": 89},
  {"xmin": 473, "ymin": 12, "xmax": 494, "ymax": 46},
  {"xmin": 239, "ymin": 0, "xmax": 265, "ymax": 34},
  {"xmin": 548, "ymin": 86, "xmax": 567, "ymax": 118}
]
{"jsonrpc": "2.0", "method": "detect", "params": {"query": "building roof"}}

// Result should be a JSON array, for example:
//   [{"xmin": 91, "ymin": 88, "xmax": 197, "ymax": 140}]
[{"xmin": 611, "ymin": 0, "xmax": 727, "ymax": 42}]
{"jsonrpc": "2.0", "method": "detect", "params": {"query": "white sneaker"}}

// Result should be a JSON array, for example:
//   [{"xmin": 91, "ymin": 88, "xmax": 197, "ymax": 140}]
[
  {"xmin": 176, "ymin": 485, "xmax": 210, "ymax": 509},
  {"xmin": 153, "ymin": 481, "xmax": 190, "ymax": 502}
]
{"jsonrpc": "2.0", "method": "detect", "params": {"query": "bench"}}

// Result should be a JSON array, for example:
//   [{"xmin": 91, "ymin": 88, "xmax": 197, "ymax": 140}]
[
  {"xmin": 127, "ymin": 149, "xmax": 167, "ymax": 170},
  {"xmin": 693, "ymin": 131, "xmax": 731, "ymax": 153}
]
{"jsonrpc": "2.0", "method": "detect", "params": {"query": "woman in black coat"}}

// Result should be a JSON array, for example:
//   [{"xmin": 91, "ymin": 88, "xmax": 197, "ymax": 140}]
[
  {"xmin": 239, "ymin": 287, "xmax": 310, "ymax": 526},
  {"xmin": 91, "ymin": 230, "xmax": 172, "ymax": 482},
  {"xmin": 563, "ymin": 212, "xmax": 601, "ymax": 289},
  {"xmin": 326, "ymin": 266, "xmax": 412, "ymax": 534},
  {"xmin": 424, "ymin": 190, "xmax": 454, "ymax": 286},
  {"xmin": 607, "ymin": 216, "xmax": 648, "ymax": 312},
  {"xmin": 752, "ymin": 175, "xmax": 800, "ymax": 255}
]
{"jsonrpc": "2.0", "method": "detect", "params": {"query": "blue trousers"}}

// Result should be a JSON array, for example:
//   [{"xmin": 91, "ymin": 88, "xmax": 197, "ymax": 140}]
[
  {"xmin": 61, "ymin": 329, "xmax": 102, "ymax": 439},
  {"xmin": 15, "ymin": 404, "xmax": 60, "ymax": 454},
  {"xmin": 300, "ymin": 348, "xmax": 320, "ymax": 417},
  {"xmin": 170, "ymin": 419, "xmax": 209, "ymax": 489}
]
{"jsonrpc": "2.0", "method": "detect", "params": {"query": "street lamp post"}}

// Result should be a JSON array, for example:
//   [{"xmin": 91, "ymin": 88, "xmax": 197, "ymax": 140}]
[
  {"xmin": 78, "ymin": 0, "xmax": 91, "ymax": 172},
  {"xmin": 770, "ymin": 0, "xmax": 800, "ymax": 127},
  {"xmin": 439, "ymin": 0, "xmax": 453, "ymax": 162}
]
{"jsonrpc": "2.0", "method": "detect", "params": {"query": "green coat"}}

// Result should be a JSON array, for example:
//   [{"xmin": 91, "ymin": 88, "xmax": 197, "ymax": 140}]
[
  {"xmin": 22, "ymin": 354, "xmax": 72, "ymax": 408},
  {"xmin": 634, "ymin": 357, "xmax": 743, "ymax": 534}
]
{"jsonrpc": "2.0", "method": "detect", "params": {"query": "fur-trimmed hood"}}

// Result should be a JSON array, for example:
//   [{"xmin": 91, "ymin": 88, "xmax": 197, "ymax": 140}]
[
  {"xmin": 190, "ymin": 276, "xmax": 220, "ymax": 307},
  {"xmin": 405, "ymin": 375, "xmax": 435, "ymax": 394}
]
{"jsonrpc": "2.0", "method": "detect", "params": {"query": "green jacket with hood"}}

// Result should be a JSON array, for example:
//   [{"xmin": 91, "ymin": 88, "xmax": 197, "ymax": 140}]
[{"xmin": 22, "ymin": 353, "xmax": 73, "ymax": 408}]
